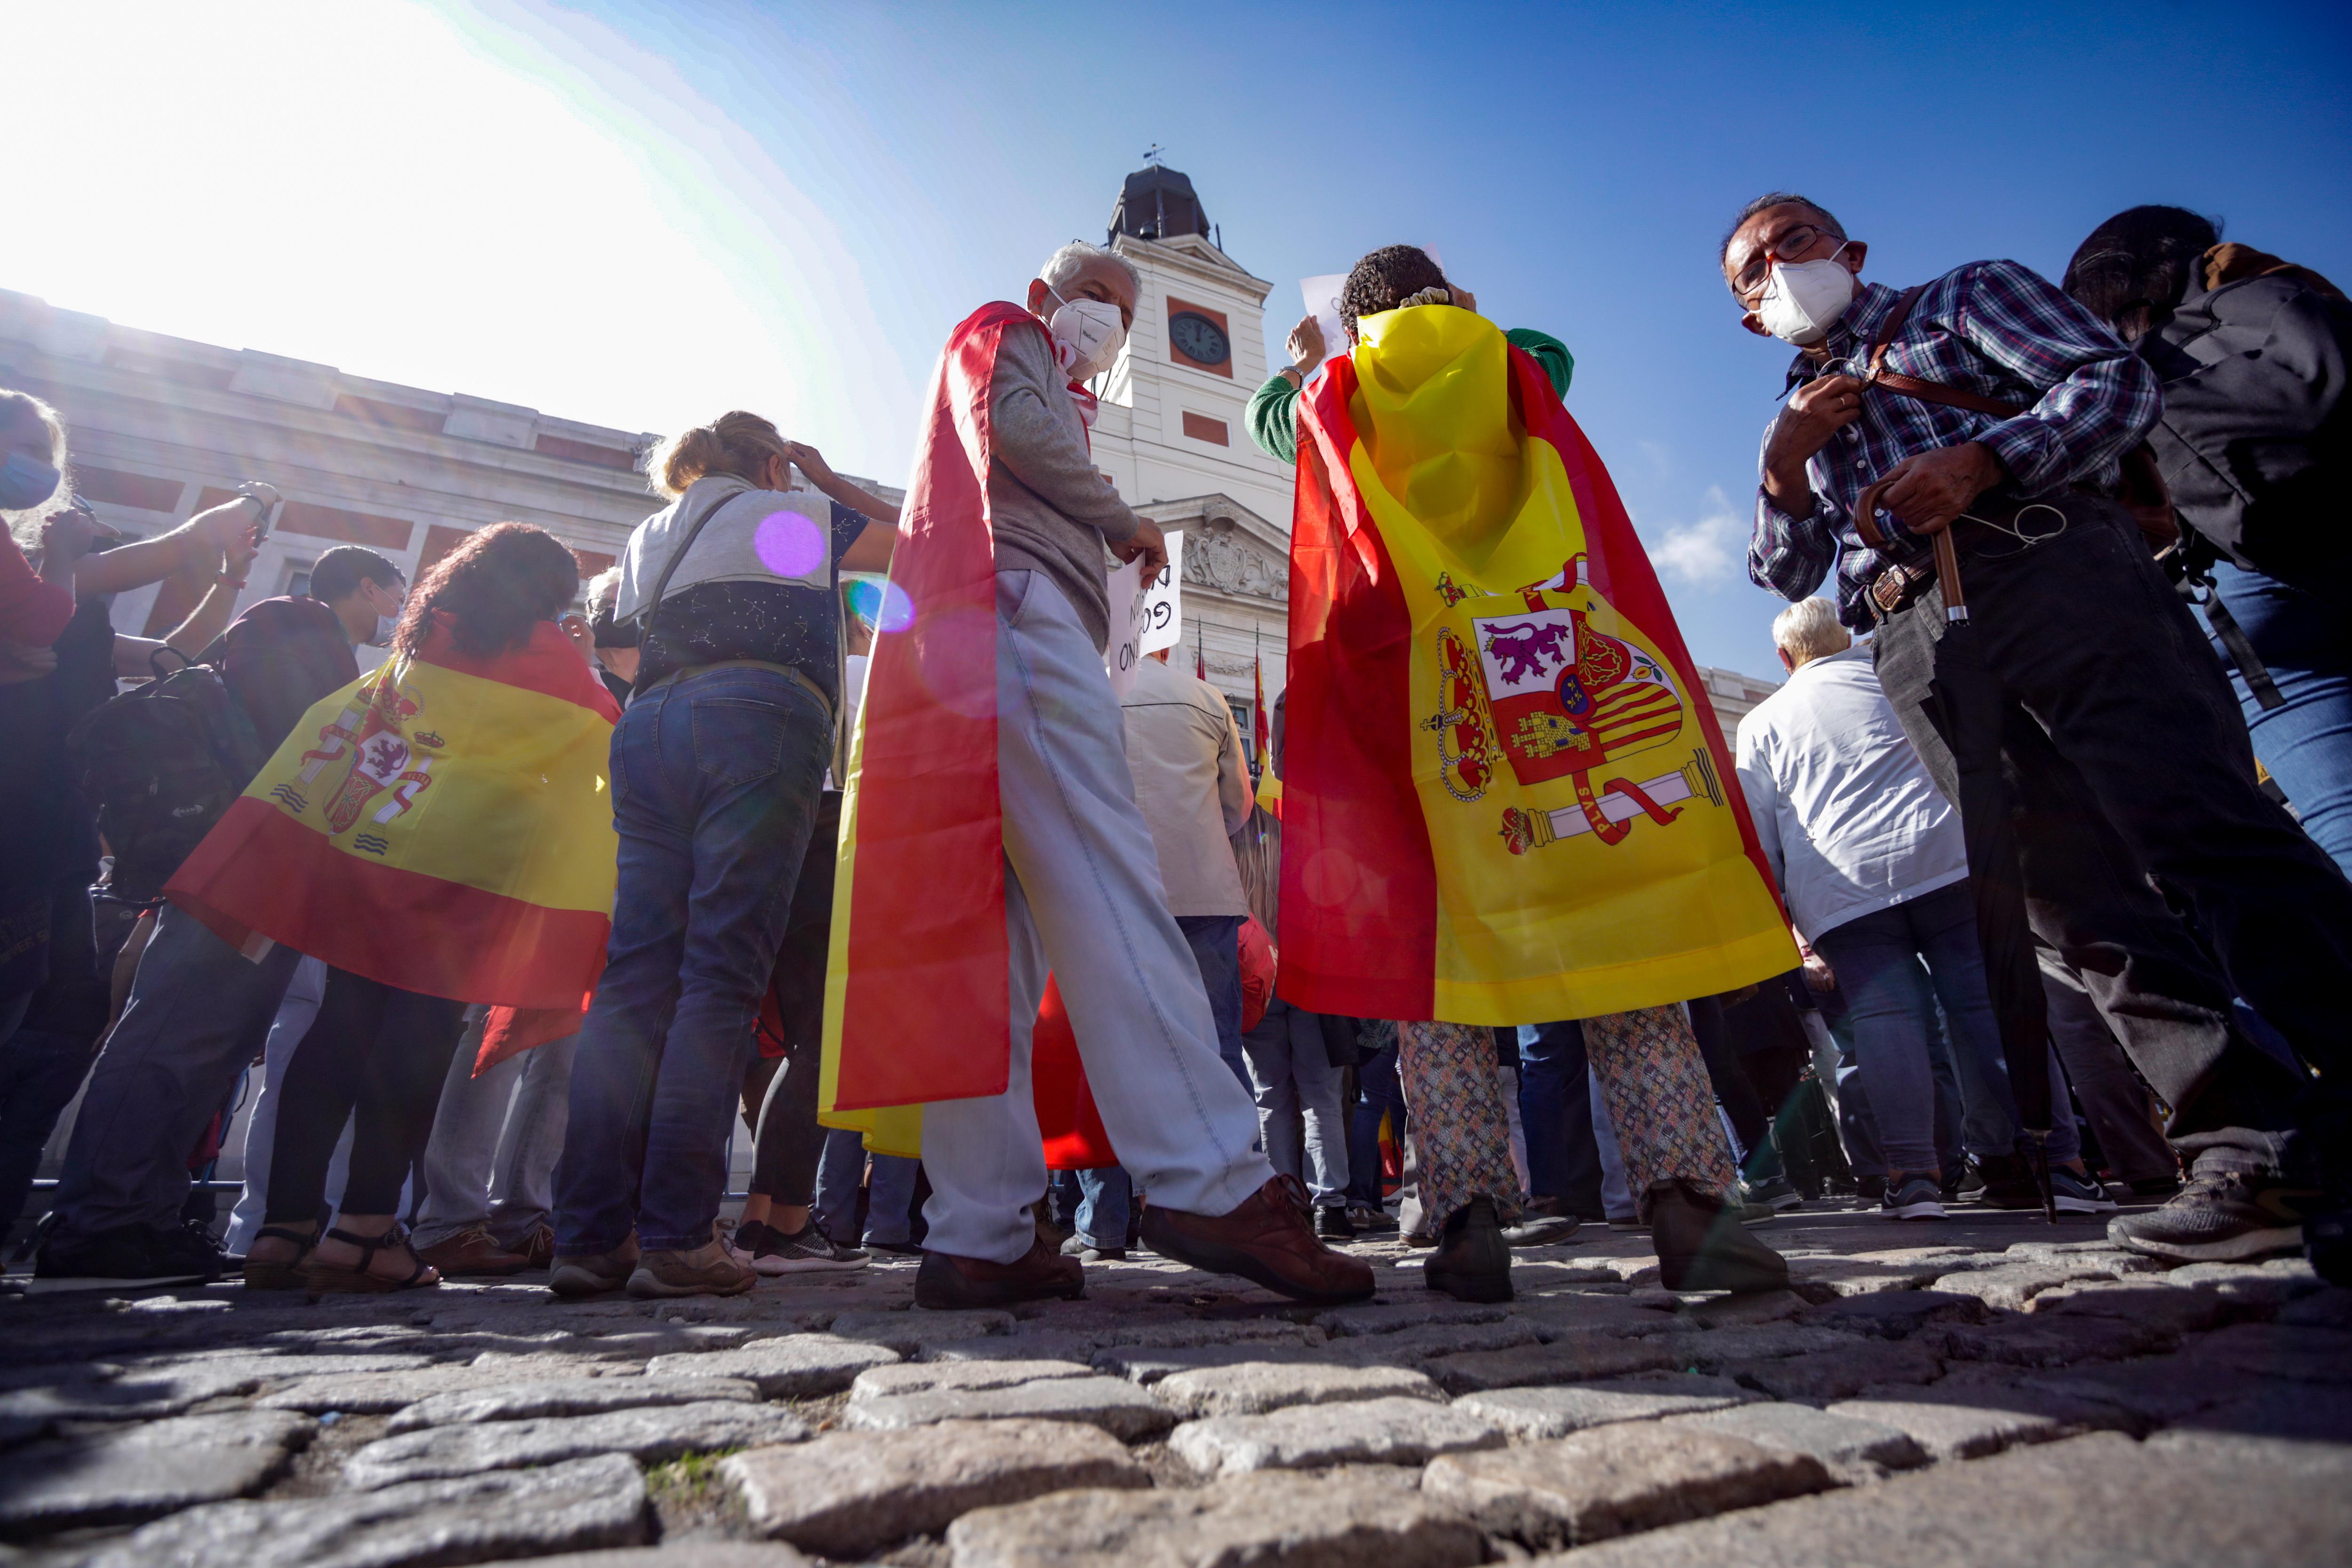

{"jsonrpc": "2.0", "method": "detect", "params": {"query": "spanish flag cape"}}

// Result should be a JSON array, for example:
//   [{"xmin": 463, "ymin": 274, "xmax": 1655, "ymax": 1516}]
[
  {"xmin": 166, "ymin": 612, "xmax": 621, "ymax": 1030},
  {"xmin": 818, "ymin": 302, "xmax": 1114, "ymax": 1165},
  {"xmin": 1281, "ymin": 305, "xmax": 1792, "ymax": 1024}
]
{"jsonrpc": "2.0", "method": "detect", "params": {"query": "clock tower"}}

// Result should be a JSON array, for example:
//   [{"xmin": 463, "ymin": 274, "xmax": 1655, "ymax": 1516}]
[{"xmin": 1084, "ymin": 162, "xmax": 1298, "ymax": 732}]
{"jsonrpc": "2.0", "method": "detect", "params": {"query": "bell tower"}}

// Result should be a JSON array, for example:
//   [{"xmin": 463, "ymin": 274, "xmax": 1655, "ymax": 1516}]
[{"xmin": 1084, "ymin": 163, "xmax": 1295, "ymax": 533}]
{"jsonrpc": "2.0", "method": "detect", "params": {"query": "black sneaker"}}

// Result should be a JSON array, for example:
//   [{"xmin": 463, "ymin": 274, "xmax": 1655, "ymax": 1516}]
[
  {"xmin": 1743, "ymin": 1175, "xmax": 1803, "ymax": 1212},
  {"xmin": 748, "ymin": 1221, "xmax": 868, "ymax": 1275},
  {"xmin": 35, "ymin": 1222, "xmax": 222, "ymax": 1282},
  {"xmin": 2307, "ymin": 1207, "xmax": 2351, "ymax": 1287},
  {"xmin": 2108, "ymin": 1172, "xmax": 2316, "ymax": 1263},
  {"xmin": 1879, "ymin": 1175, "xmax": 1947, "ymax": 1220},
  {"xmin": 2050, "ymin": 1168, "xmax": 2119, "ymax": 1215},
  {"xmin": 1424, "ymin": 1196, "xmax": 1512, "ymax": 1302},
  {"xmin": 1969, "ymin": 1153, "xmax": 2044, "ymax": 1210},
  {"xmin": 1346, "ymin": 1203, "xmax": 1399, "ymax": 1233},
  {"xmin": 1313, "ymin": 1205, "xmax": 1356, "ymax": 1241}
]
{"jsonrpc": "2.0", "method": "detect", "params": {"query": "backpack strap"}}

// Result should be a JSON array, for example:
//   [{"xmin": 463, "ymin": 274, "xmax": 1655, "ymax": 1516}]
[
  {"xmin": 644, "ymin": 483, "xmax": 740, "ymax": 620},
  {"xmin": 1866, "ymin": 284, "xmax": 2028, "ymax": 417}
]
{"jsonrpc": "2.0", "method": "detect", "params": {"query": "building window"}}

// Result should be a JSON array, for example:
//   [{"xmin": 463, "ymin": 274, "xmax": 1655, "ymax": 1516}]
[
  {"xmin": 1228, "ymin": 698, "xmax": 1254, "ymax": 758},
  {"xmin": 1182, "ymin": 411, "xmax": 1230, "ymax": 446},
  {"xmin": 283, "ymin": 560, "xmax": 317, "ymax": 599}
]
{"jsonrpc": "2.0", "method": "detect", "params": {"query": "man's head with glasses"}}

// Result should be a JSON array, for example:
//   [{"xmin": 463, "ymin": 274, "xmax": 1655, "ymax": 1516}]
[{"xmin": 1721, "ymin": 193, "xmax": 1870, "ymax": 349}]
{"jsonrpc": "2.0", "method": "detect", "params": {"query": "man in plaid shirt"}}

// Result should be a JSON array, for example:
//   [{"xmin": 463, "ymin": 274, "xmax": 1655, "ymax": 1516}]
[{"xmin": 1728, "ymin": 194, "xmax": 2352, "ymax": 1278}]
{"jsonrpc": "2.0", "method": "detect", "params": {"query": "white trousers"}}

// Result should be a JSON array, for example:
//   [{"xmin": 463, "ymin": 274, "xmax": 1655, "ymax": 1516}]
[{"xmin": 920, "ymin": 572, "xmax": 1272, "ymax": 1264}]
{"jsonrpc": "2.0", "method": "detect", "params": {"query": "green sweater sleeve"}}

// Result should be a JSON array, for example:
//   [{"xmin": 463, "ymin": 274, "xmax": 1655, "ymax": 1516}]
[{"xmin": 1243, "ymin": 326, "xmax": 1577, "ymax": 469}]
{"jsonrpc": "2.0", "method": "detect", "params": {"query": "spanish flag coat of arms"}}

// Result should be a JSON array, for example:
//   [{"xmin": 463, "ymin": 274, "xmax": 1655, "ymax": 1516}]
[{"xmin": 1280, "ymin": 305, "xmax": 1792, "ymax": 1024}]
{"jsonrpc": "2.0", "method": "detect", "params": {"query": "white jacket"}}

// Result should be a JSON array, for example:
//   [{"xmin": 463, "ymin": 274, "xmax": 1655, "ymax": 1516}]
[{"xmin": 1734, "ymin": 645, "xmax": 1967, "ymax": 940}]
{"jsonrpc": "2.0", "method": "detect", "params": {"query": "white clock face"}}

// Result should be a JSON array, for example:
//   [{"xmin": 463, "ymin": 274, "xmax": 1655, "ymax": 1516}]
[{"xmin": 1169, "ymin": 311, "xmax": 1231, "ymax": 366}]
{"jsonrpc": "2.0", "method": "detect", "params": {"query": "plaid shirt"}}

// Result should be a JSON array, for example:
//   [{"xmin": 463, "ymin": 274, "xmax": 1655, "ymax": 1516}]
[{"xmin": 1747, "ymin": 263, "xmax": 2161, "ymax": 629}]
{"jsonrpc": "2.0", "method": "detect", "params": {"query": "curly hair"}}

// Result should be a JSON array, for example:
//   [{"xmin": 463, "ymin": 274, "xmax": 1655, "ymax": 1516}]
[
  {"xmin": 643, "ymin": 410, "xmax": 789, "ymax": 500},
  {"xmin": 1338, "ymin": 245, "xmax": 1453, "ymax": 340},
  {"xmin": 392, "ymin": 522, "xmax": 580, "ymax": 660},
  {"xmin": 2063, "ymin": 205, "xmax": 2222, "ymax": 343}
]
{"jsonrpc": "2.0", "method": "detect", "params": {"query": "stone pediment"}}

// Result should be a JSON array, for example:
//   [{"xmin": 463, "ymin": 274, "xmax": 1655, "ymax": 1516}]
[{"xmin": 1137, "ymin": 493, "xmax": 1290, "ymax": 604}]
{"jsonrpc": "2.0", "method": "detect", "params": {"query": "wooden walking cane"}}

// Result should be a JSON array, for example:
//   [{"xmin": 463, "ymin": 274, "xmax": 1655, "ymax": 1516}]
[{"xmin": 1853, "ymin": 477, "xmax": 2058, "ymax": 1223}]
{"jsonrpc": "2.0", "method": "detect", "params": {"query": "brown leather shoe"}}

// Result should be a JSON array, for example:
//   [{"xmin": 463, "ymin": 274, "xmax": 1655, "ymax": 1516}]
[
  {"xmin": 417, "ymin": 1225, "xmax": 532, "ymax": 1277},
  {"xmin": 628, "ymin": 1237, "xmax": 756, "ymax": 1298},
  {"xmin": 1649, "ymin": 1178, "xmax": 1789, "ymax": 1294},
  {"xmin": 548, "ymin": 1234, "xmax": 640, "ymax": 1298},
  {"xmin": 1141, "ymin": 1175, "xmax": 1376, "ymax": 1305},
  {"xmin": 512, "ymin": 1221, "xmax": 556, "ymax": 1269},
  {"xmin": 915, "ymin": 1235, "xmax": 1086, "ymax": 1309}
]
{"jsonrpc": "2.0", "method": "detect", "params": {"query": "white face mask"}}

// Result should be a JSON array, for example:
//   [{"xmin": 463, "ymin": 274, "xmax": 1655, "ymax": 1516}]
[
  {"xmin": 1045, "ymin": 288, "xmax": 1128, "ymax": 381},
  {"xmin": 1756, "ymin": 245, "xmax": 1858, "ymax": 346}
]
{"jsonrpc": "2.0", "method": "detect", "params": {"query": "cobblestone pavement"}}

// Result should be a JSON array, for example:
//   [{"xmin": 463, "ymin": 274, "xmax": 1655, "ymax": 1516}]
[{"xmin": 3, "ymin": 1199, "xmax": 2348, "ymax": 1567}]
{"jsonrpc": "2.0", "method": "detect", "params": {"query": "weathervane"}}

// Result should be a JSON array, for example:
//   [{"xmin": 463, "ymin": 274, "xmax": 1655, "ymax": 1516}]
[{"xmin": 1142, "ymin": 143, "xmax": 1165, "ymax": 165}]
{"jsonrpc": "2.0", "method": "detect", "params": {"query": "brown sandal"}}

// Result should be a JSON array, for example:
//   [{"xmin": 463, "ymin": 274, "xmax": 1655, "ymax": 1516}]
[
  {"xmin": 298, "ymin": 1225, "xmax": 442, "ymax": 1294},
  {"xmin": 241, "ymin": 1226, "xmax": 317, "ymax": 1290}
]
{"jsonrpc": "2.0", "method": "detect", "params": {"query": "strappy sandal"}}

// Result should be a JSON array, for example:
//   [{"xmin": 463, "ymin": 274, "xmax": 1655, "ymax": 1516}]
[
  {"xmin": 298, "ymin": 1225, "xmax": 442, "ymax": 1294},
  {"xmin": 241, "ymin": 1226, "xmax": 318, "ymax": 1290}
]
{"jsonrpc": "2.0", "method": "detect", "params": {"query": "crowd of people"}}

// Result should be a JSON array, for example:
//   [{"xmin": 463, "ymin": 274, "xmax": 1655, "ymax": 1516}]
[{"xmin": 0, "ymin": 189, "xmax": 2342, "ymax": 1310}]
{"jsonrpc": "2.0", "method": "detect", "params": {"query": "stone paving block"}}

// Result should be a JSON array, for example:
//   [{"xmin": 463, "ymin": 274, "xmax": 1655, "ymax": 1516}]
[
  {"xmin": 644, "ymin": 1333, "xmax": 901, "ymax": 1396},
  {"xmin": 0, "ymin": 1409, "xmax": 313, "ymax": 1536},
  {"xmin": 1827, "ymin": 1388, "xmax": 2086, "ymax": 1461},
  {"xmin": 1677, "ymin": 1323, "xmax": 1851, "ymax": 1365},
  {"xmin": 1327, "ymin": 1318, "xmax": 1544, "ymax": 1367},
  {"xmin": 1514, "ymin": 1296, "xmax": 1689, "ymax": 1338},
  {"xmin": 1784, "ymin": 1256, "xmax": 1967, "ymax": 1297},
  {"xmin": 928, "ymin": 1330, "xmax": 1117, "ymax": 1366},
  {"xmin": 345, "ymin": 1400, "xmax": 808, "ymax": 1488},
  {"xmin": 1424, "ymin": 1330, "xmax": 1689, "ymax": 1394},
  {"xmin": 2021, "ymin": 1353, "xmax": 2280, "ymax": 1428},
  {"xmin": 2275, "ymin": 1287, "xmax": 2352, "ymax": 1329},
  {"xmin": 828, "ymin": 1309, "xmax": 1013, "ymax": 1354},
  {"xmin": 1153, "ymin": 1360, "xmax": 1441, "ymax": 1417},
  {"xmin": 1928, "ymin": 1261, "xmax": 2111, "ymax": 1313},
  {"xmin": 1093, "ymin": 1342, "xmax": 1328, "ymax": 1384},
  {"xmin": 944, "ymin": 1467, "xmax": 1483, "ymax": 1568},
  {"xmin": 1542, "ymin": 1431, "xmax": 2352, "ymax": 1568},
  {"xmin": 0, "ymin": 1365, "xmax": 259, "ymax": 1422},
  {"xmin": 1676, "ymin": 1401, "xmax": 1927, "ymax": 1474},
  {"xmin": 114, "ymin": 1351, "xmax": 438, "ymax": 1383},
  {"xmin": 1453, "ymin": 1378, "xmax": 1749, "ymax": 1439},
  {"xmin": 1800, "ymin": 1289, "xmax": 1986, "ymax": 1339},
  {"xmin": 851, "ymin": 1358, "xmax": 1095, "ymax": 1401},
  {"xmin": 386, "ymin": 1374, "xmax": 758, "ymax": 1432},
  {"xmin": 1421, "ymin": 1423, "xmax": 1831, "ymax": 1549},
  {"xmin": 2027, "ymin": 1280, "xmax": 2232, "ymax": 1333},
  {"xmin": 844, "ymin": 1374, "xmax": 1176, "ymax": 1441},
  {"xmin": 2158, "ymin": 1257, "xmax": 2325, "ymax": 1309},
  {"xmin": 2182, "ymin": 1321, "xmax": 2352, "ymax": 1382},
  {"xmin": 80, "ymin": 1451, "xmax": 647, "ymax": 1568},
  {"xmin": 724, "ymin": 1417, "xmax": 1145, "ymax": 1559},
  {"xmin": 2159, "ymin": 1385, "xmax": 2352, "ymax": 1447},
  {"xmin": 1675, "ymin": 1289, "xmax": 1809, "ymax": 1328},
  {"xmin": 257, "ymin": 1363, "xmax": 615, "ymax": 1414},
  {"xmin": 1725, "ymin": 1335, "xmax": 1944, "ymax": 1400},
  {"xmin": 1933, "ymin": 1312, "xmax": 2174, "ymax": 1368},
  {"xmin": 1316, "ymin": 1300, "xmax": 1512, "ymax": 1336},
  {"xmin": 521, "ymin": 1548, "xmax": 810, "ymax": 1568},
  {"xmin": 1170, "ymin": 1393, "xmax": 1504, "ymax": 1475}
]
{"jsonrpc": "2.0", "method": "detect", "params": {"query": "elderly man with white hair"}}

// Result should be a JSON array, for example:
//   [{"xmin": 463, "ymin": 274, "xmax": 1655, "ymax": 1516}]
[{"xmin": 1734, "ymin": 599, "xmax": 2112, "ymax": 1220}]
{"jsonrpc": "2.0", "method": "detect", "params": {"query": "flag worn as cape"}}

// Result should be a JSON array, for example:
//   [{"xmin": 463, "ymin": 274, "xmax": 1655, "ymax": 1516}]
[
  {"xmin": 167, "ymin": 613, "xmax": 621, "ymax": 1014},
  {"xmin": 819, "ymin": 301, "xmax": 1112, "ymax": 1163},
  {"xmin": 1281, "ymin": 305, "xmax": 1793, "ymax": 1024}
]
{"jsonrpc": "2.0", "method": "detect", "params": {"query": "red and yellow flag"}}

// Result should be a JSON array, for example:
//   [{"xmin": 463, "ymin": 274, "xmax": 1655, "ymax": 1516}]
[
  {"xmin": 166, "ymin": 613, "xmax": 620, "ymax": 1011},
  {"xmin": 1281, "ymin": 306, "xmax": 1791, "ymax": 1023}
]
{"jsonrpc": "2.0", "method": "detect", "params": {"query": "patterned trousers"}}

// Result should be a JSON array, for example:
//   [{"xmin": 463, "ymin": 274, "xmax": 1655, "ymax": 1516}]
[{"xmin": 1398, "ymin": 1004, "xmax": 1735, "ymax": 1234}]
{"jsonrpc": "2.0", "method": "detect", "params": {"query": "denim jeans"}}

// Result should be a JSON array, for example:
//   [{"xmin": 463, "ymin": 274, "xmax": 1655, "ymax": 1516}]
[
  {"xmin": 916, "ymin": 574, "xmax": 1270, "ymax": 1265},
  {"xmin": 554, "ymin": 665, "xmax": 830, "ymax": 1254},
  {"xmin": 1176, "ymin": 914, "xmax": 1250, "ymax": 1091},
  {"xmin": 1822, "ymin": 959, "xmax": 1966, "ymax": 1180},
  {"xmin": 815, "ymin": 1126, "xmax": 921, "ymax": 1246},
  {"xmin": 1345, "ymin": 1042, "xmax": 1403, "ymax": 1208},
  {"xmin": 48, "ymin": 904, "xmax": 299, "ymax": 1245},
  {"xmin": 1589, "ymin": 1067, "xmax": 1635, "ymax": 1221},
  {"xmin": 413, "ymin": 1008, "xmax": 579, "ymax": 1250},
  {"xmin": 2206, "ymin": 559, "xmax": 2352, "ymax": 879},
  {"xmin": 227, "ymin": 958, "xmax": 337, "ymax": 1254},
  {"xmin": 1813, "ymin": 881, "xmax": 2075, "ymax": 1175},
  {"xmin": 1241, "ymin": 996, "xmax": 1349, "ymax": 1205},
  {"xmin": 1516, "ymin": 1021, "xmax": 1603, "ymax": 1218},
  {"xmin": 1049, "ymin": 1165, "xmax": 1131, "ymax": 1250}
]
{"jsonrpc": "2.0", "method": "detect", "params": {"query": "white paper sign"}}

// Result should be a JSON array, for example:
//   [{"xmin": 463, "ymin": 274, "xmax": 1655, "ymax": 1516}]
[
  {"xmin": 1299, "ymin": 275, "xmax": 1346, "ymax": 385},
  {"xmin": 1138, "ymin": 530, "xmax": 1183, "ymax": 655},
  {"xmin": 1104, "ymin": 555, "xmax": 1146, "ymax": 697}
]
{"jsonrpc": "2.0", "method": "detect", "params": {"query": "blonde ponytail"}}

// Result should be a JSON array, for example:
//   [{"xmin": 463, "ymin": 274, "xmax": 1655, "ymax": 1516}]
[{"xmin": 644, "ymin": 410, "xmax": 790, "ymax": 499}]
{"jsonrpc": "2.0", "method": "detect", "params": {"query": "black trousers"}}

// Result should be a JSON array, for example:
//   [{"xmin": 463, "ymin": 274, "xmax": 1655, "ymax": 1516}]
[
  {"xmin": 1872, "ymin": 495, "xmax": 2352, "ymax": 1180},
  {"xmin": 266, "ymin": 969, "xmax": 467, "ymax": 1221},
  {"xmin": 736, "ymin": 790, "xmax": 843, "ymax": 1208}
]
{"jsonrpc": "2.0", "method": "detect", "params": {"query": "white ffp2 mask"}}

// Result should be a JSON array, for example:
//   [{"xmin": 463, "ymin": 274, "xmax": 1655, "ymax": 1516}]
[
  {"xmin": 1046, "ymin": 290, "xmax": 1128, "ymax": 381},
  {"xmin": 1756, "ymin": 247, "xmax": 1858, "ymax": 346}
]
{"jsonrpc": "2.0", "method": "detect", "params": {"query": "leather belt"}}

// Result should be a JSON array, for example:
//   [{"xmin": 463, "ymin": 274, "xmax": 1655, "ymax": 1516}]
[{"xmin": 1862, "ymin": 493, "xmax": 2071, "ymax": 621}]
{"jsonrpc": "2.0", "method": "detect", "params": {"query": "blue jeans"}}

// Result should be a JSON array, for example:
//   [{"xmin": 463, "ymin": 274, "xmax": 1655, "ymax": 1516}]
[
  {"xmin": 554, "ymin": 666, "xmax": 830, "ymax": 1254},
  {"xmin": 1825, "ymin": 959, "xmax": 1968, "ymax": 1178},
  {"xmin": 1813, "ymin": 880, "xmax": 2076, "ymax": 1177},
  {"xmin": 1176, "ymin": 914, "xmax": 1249, "ymax": 1091},
  {"xmin": 1345, "ymin": 1042, "xmax": 1403, "ymax": 1207},
  {"xmin": 815, "ymin": 1126, "xmax": 921, "ymax": 1246},
  {"xmin": 2206, "ymin": 559, "xmax": 2352, "ymax": 879},
  {"xmin": 1242, "ymin": 998, "xmax": 1349, "ymax": 1204},
  {"xmin": 1048, "ymin": 1165, "xmax": 1131, "ymax": 1250},
  {"xmin": 1516, "ymin": 1021, "xmax": 1603, "ymax": 1217}
]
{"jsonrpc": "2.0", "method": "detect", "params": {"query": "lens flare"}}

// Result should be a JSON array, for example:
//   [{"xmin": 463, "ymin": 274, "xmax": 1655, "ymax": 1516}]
[
  {"xmin": 849, "ymin": 577, "xmax": 915, "ymax": 634},
  {"xmin": 754, "ymin": 510, "xmax": 826, "ymax": 579}
]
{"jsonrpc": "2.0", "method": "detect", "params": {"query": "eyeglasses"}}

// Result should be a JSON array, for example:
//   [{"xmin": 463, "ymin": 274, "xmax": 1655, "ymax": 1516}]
[{"xmin": 1732, "ymin": 223, "xmax": 1842, "ymax": 295}]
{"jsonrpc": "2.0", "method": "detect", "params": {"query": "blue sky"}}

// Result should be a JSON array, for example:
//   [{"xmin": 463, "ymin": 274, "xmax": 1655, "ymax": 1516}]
[{"xmin": 17, "ymin": 1, "xmax": 2350, "ymax": 677}]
